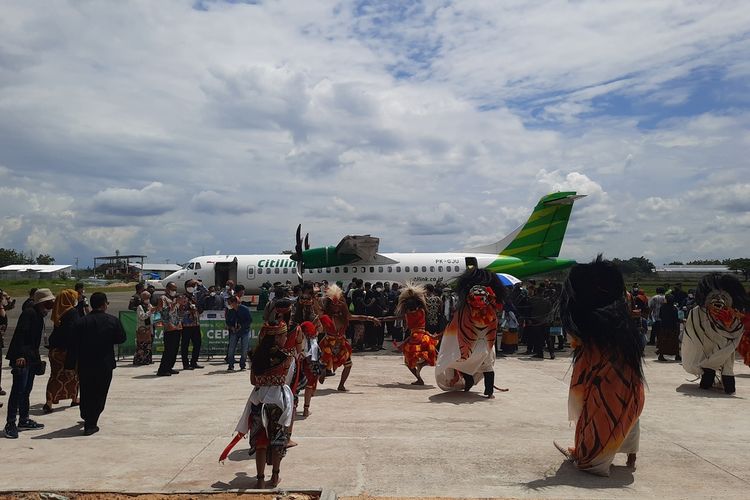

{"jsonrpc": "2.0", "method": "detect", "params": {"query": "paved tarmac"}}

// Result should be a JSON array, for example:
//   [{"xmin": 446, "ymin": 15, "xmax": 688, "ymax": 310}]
[{"xmin": 1, "ymin": 292, "xmax": 749, "ymax": 499}]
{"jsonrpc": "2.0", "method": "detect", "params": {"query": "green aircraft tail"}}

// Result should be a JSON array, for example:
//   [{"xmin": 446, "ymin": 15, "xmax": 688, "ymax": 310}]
[{"xmin": 500, "ymin": 192, "xmax": 584, "ymax": 259}]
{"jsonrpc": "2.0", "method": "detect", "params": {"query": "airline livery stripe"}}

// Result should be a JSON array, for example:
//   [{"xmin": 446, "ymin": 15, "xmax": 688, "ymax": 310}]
[
  {"xmin": 503, "ymin": 243, "xmax": 542, "ymax": 256},
  {"xmin": 526, "ymin": 206, "xmax": 556, "ymax": 224}
]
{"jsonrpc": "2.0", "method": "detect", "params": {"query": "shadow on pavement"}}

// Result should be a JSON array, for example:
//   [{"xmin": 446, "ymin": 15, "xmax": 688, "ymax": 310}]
[
  {"xmin": 211, "ymin": 471, "xmax": 259, "ymax": 490},
  {"xmin": 132, "ymin": 374, "xmax": 161, "ymax": 379},
  {"xmin": 427, "ymin": 391, "xmax": 486, "ymax": 405},
  {"xmin": 377, "ymin": 382, "xmax": 436, "ymax": 390},
  {"xmin": 675, "ymin": 383, "xmax": 741, "ymax": 398},
  {"xmin": 313, "ymin": 387, "xmax": 363, "ymax": 396},
  {"xmin": 31, "ymin": 422, "xmax": 84, "ymax": 440},
  {"xmin": 524, "ymin": 460, "xmax": 635, "ymax": 490},
  {"xmin": 206, "ymin": 369, "xmax": 247, "ymax": 375},
  {"xmin": 226, "ymin": 448, "xmax": 253, "ymax": 462}
]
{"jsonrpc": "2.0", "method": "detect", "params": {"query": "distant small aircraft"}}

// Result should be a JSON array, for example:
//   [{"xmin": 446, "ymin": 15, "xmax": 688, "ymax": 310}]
[{"xmin": 154, "ymin": 191, "xmax": 585, "ymax": 293}]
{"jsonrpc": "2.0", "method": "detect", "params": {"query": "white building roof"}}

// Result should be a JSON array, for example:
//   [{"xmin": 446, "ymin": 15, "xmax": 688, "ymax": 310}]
[
  {"xmin": 654, "ymin": 265, "xmax": 731, "ymax": 273},
  {"xmin": 0, "ymin": 265, "xmax": 72, "ymax": 273}
]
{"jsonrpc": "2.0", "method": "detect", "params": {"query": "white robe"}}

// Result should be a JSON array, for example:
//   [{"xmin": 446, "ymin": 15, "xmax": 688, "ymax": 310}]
[
  {"xmin": 235, "ymin": 358, "xmax": 296, "ymax": 434},
  {"xmin": 682, "ymin": 306, "xmax": 743, "ymax": 377},
  {"xmin": 435, "ymin": 319, "xmax": 495, "ymax": 391}
]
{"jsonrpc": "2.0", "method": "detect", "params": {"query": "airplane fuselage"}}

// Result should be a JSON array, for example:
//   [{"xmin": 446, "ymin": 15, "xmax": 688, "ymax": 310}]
[{"xmin": 157, "ymin": 252, "xmax": 575, "ymax": 294}]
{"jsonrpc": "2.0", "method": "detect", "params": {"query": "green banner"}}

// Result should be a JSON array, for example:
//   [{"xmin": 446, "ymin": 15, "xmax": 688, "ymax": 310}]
[{"xmin": 117, "ymin": 310, "xmax": 264, "ymax": 359}]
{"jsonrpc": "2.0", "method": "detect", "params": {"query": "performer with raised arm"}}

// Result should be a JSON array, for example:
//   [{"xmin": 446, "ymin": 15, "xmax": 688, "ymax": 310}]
[
  {"xmin": 435, "ymin": 269, "xmax": 506, "ymax": 398},
  {"xmin": 318, "ymin": 284, "xmax": 379, "ymax": 392},
  {"xmin": 554, "ymin": 256, "xmax": 644, "ymax": 476},
  {"xmin": 382, "ymin": 284, "xmax": 439, "ymax": 385}
]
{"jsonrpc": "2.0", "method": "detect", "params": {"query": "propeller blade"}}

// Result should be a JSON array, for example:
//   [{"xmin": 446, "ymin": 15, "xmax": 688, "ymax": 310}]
[
  {"xmin": 294, "ymin": 224, "xmax": 303, "ymax": 257},
  {"xmin": 304, "ymin": 233, "xmax": 310, "ymax": 250}
]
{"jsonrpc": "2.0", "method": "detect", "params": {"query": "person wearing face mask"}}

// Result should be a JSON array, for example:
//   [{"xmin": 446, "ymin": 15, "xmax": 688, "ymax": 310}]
[
  {"xmin": 134, "ymin": 291, "xmax": 157, "ymax": 365},
  {"xmin": 4, "ymin": 288, "xmax": 55, "ymax": 438},
  {"xmin": 221, "ymin": 280, "xmax": 235, "ymax": 310},
  {"xmin": 225, "ymin": 296, "xmax": 252, "ymax": 371},
  {"xmin": 181, "ymin": 282, "xmax": 203, "ymax": 370},
  {"xmin": 157, "ymin": 282, "xmax": 183, "ymax": 376}
]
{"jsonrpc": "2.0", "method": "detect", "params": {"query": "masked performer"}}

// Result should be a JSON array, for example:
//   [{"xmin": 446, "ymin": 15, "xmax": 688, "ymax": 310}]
[
  {"xmin": 385, "ymin": 284, "xmax": 439, "ymax": 385},
  {"xmin": 682, "ymin": 273, "xmax": 748, "ymax": 395},
  {"xmin": 435, "ymin": 269, "xmax": 505, "ymax": 398},
  {"xmin": 554, "ymin": 256, "xmax": 644, "ymax": 475},
  {"xmin": 219, "ymin": 321, "xmax": 294, "ymax": 488},
  {"xmin": 319, "ymin": 284, "xmax": 379, "ymax": 392}
]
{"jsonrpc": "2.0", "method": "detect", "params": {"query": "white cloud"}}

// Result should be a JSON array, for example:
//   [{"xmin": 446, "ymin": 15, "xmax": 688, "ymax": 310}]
[{"xmin": 0, "ymin": 0, "xmax": 748, "ymax": 268}]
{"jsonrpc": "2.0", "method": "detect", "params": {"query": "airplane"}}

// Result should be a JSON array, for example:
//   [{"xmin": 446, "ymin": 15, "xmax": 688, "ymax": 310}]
[{"xmin": 154, "ymin": 191, "xmax": 585, "ymax": 294}]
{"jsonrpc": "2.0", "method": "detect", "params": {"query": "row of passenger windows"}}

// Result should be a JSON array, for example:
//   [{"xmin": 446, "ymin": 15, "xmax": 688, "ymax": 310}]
[{"xmin": 257, "ymin": 265, "xmax": 461, "ymax": 275}]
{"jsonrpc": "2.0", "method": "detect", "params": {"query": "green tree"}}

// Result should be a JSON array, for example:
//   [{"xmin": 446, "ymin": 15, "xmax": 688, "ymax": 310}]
[
  {"xmin": 687, "ymin": 259, "xmax": 722, "ymax": 265},
  {"xmin": 668, "ymin": 261, "xmax": 684, "ymax": 265},
  {"xmin": 726, "ymin": 258, "xmax": 750, "ymax": 281},
  {"xmin": 35, "ymin": 254, "xmax": 55, "ymax": 265},
  {"xmin": 0, "ymin": 248, "xmax": 35, "ymax": 267}
]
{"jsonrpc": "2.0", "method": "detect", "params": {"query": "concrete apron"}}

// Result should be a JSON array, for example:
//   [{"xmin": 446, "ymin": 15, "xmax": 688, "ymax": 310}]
[{"xmin": 1, "ymin": 348, "xmax": 749, "ymax": 499}]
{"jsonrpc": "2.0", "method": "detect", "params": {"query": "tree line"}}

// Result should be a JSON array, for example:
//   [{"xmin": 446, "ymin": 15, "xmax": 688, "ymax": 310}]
[{"xmin": 0, "ymin": 248, "xmax": 56, "ymax": 267}]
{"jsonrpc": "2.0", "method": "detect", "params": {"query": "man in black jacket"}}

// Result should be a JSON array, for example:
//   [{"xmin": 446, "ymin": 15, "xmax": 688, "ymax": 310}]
[
  {"xmin": 67, "ymin": 292, "xmax": 126, "ymax": 435},
  {"xmin": 4, "ymin": 288, "xmax": 55, "ymax": 438}
]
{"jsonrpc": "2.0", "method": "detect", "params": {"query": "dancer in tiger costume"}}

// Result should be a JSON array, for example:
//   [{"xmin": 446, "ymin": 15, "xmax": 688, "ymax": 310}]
[
  {"xmin": 554, "ymin": 256, "xmax": 644, "ymax": 476},
  {"xmin": 385, "ymin": 284, "xmax": 439, "ymax": 385},
  {"xmin": 682, "ymin": 273, "xmax": 748, "ymax": 395},
  {"xmin": 435, "ymin": 268, "xmax": 506, "ymax": 398}
]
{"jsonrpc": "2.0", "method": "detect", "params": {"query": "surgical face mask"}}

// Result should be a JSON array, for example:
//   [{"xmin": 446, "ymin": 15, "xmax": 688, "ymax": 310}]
[
  {"xmin": 225, "ymin": 285, "xmax": 230, "ymax": 290},
  {"xmin": 168, "ymin": 290, "xmax": 177, "ymax": 298},
  {"xmin": 186, "ymin": 287, "xmax": 195, "ymax": 293},
  {"xmin": 210, "ymin": 292, "xmax": 216, "ymax": 297}
]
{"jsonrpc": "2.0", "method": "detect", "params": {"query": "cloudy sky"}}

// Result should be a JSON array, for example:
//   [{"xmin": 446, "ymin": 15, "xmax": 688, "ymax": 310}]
[{"xmin": 1, "ymin": 0, "xmax": 749, "ymax": 269}]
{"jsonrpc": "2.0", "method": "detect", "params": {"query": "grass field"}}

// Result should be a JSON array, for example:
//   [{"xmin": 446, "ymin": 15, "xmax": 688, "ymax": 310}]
[{"xmin": 0, "ymin": 279, "xmax": 131, "ymax": 298}]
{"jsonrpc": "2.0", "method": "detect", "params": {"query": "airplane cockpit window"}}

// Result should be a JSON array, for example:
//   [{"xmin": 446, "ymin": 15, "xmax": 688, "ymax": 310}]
[
  {"xmin": 194, "ymin": 263, "xmax": 201, "ymax": 270},
  {"xmin": 186, "ymin": 263, "xmax": 194, "ymax": 270}
]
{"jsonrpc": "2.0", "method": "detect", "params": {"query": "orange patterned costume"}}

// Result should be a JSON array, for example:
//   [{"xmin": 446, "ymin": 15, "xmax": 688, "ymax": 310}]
[
  {"xmin": 556, "ymin": 256, "xmax": 645, "ymax": 475},
  {"xmin": 401, "ymin": 309, "xmax": 438, "ymax": 370},
  {"xmin": 567, "ymin": 340, "xmax": 644, "ymax": 475},
  {"xmin": 318, "ymin": 314, "xmax": 352, "ymax": 371}
]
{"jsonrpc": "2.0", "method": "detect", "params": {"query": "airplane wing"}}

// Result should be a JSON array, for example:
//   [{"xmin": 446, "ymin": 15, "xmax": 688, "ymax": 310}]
[{"xmin": 335, "ymin": 235, "xmax": 380, "ymax": 261}]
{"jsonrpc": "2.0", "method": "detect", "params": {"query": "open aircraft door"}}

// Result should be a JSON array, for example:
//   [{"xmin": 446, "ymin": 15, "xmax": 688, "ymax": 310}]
[{"xmin": 211, "ymin": 256, "xmax": 238, "ymax": 288}]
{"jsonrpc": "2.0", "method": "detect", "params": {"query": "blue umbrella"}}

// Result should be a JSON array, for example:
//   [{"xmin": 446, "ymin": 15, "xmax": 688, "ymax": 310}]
[{"xmin": 496, "ymin": 273, "xmax": 521, "ymax": 287}]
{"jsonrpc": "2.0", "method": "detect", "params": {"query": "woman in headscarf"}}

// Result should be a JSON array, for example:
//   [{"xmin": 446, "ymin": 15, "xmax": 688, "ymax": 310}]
[
  {"xmin": 554, "ymin": 255, "xmax": 645, "ymax": 475},
  {"xmin": 43, "ymin": 289, "xmax": 81, "ymax": 413}
]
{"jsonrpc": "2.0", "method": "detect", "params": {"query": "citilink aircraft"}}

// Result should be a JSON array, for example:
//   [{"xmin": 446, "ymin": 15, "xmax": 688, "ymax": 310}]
[{"xmin": 157, "ymin": 191, "xmax": 585, "ymax": 293}]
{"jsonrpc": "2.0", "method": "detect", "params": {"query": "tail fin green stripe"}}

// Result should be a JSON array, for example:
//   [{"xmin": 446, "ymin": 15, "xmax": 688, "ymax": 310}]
[{"xmin": 501, "ymin": 192, "xmax": 580, "ymax": 258}]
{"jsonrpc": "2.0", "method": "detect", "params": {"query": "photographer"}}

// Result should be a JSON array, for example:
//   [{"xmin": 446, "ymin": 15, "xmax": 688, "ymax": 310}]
[{"xmin": 4, "ymin": 289, "xmax": 55, "ymax": 438}]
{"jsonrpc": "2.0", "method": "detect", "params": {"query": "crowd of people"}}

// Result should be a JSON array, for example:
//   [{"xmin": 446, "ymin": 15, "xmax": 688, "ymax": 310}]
[
  {"xmin": 1, "ymin": 265, "xmax": 748, "ymax": 483},
  {"xmin": 1, "ymin": 284, "xmax": 125, "ymax": 437}
]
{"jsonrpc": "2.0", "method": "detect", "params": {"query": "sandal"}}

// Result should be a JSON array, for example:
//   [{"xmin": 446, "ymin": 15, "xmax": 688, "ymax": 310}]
[{"xmin": 270, "ymin": 469, "xmax": 281, "ymax": 487}]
